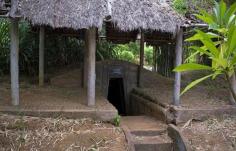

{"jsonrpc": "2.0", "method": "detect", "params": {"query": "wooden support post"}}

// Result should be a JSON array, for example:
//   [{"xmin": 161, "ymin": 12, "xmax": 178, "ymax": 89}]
[
  {"xmin": 86, "ymin": 28, "xmax": 96, "ymax": 106},
  {"xmin": 153, "ymin": 46, "xmax": 157, "ymax": 72},
  {"xmin": 137, "ymin": 31, "xmax": 144, "ymax": 87},
  {"xmin": 10, "ymin": 19, "xmax": 19, "ymax": 106},
  {"xmin": 39, "ymin": 26, "xmax": 45, "ymax": 86},
  {"xmin": 83, "ymin": 33, "xmax": 89, "ymax": 88},
  {"xmin": 173, "ymin": 27, "xmax": 183, "ymax": 106},
  {"xmin": 230, "ymin": 74, "xmax": 236, "ymax": 105},
  {"xmin": 9, "ymin": 0, "xmax": 19, "ymax": 18}
]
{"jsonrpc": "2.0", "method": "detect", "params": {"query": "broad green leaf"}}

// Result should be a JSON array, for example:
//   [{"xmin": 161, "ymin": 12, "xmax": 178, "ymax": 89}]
[
  {"xmin": 213, "ymin": 2, "xmax": 220, "ymax": 24},
  {"xmin": 228, "ymin": 25, "xmax": 236, "ymax": 54},
  {"xmin": 216, "ymin": 28, "xmax": 227, "ymax": 34},
  {"xmin": 230, "ymin": 55, "xmax": 236, "ymax": 66},
  {"xmin": 195, "ymin": 14, "xmax": 215, "ymax": 25},
  {"xmin": 225, "ymin": 2, "xmax": 236, "ymax": 25},
  {"xmin": 189, "ymin": 46, "xmax": 212, "ymax": 57},
  {"xmin": 196, "ymin": 30, "xmax": 220, "ymax": 57},
  {"xmin": 186, "ymin": 32, "xmax": 220, "ymax": 42},
  {"xmin": 174, "ymin": 63, "xmax": 212, "ymax": 72},
  {"xmin": 181, "ymin": 74, "xmax": 214, "ymax": 95},
  {"xmin": 212, "ymin": 58, "xmax": 228, "ymax": 69},
  {"xmin": 212, "ymin": 71, "xmax": 222, "ymax": 79},
  {"xmin": 185, "ymin": 51, "xmax": 199, "ymax": 63},
  {"xmin": 220, "ymin": 0, "xmax": 227, "ymax": 25},
  {"xmin": 228, "ymin": 15, "xmax": 236, "ymax": 27}
]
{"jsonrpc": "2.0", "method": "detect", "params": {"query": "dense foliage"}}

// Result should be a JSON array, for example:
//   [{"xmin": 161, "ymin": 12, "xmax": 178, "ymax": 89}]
[
  {"xmin": 0, "ymin": 19, "xmax": 84, "ymax": 76},
  {"xmin": 0, "ymin": 19, "xmax": 154, "ymax": 77},
  {"xmin": 173, "ymin": 0, "xmax": 215, "ymax": 14}
]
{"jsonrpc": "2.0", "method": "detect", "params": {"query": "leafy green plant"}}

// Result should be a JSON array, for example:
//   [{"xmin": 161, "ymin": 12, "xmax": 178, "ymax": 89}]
[
  {"xmin": 145, "ymin": 46, "xmax": 154, "ymax": 66},
  {"xmin": 174, "ymin": 0, "xmax": 236, "ymax": 104},
  {"xmin": 113, "ymin": 42, "xmax": 139, "ymax": 63},
  {"xmin": 173, "ymin": 0, "xmax": 188, "ymax": 14},
  {"xmin": 113, "ymin": 114, "xmax": 121, "ymax": 127}
]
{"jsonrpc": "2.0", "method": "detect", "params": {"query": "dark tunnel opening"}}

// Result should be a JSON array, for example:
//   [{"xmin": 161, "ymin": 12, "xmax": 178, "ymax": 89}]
[{"xmin": 107, "ymin": 78, "xmax": 126, "ymax": 115}]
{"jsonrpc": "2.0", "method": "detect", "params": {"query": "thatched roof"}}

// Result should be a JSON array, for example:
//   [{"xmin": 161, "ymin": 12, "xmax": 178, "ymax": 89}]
[
  {"xmin": 20, "ymin": 0, "xmax": 108, "ymax": 30},
  {"xmin": 19, "ymin": 0, "xmax": 183, "ymax": 34},
  {"xmin": 109, "ymin": 0, "xmax": 184, "ymax": 33}
]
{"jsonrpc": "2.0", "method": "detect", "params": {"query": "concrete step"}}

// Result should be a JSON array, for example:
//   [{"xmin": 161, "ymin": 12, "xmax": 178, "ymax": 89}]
[
  {"xmin": 121, "ymin": 116, "xmax": 167, "ymax": 132},
  {"xmin": 131, "ymin": 129, "xmax": 166, "ymax": 136},
  {"xmin": 133, "ymin": 133, "xmax": 173, "ymax": 151},
  {"xmin": 121, "ymin": 116, "xmax": 174, "ymax": 151}
]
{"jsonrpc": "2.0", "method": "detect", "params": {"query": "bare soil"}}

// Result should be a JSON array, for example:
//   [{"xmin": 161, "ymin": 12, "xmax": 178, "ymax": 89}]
[
  {"xmin": 0, "ymin": 114, "xmax": 128, "ymax": 151},
  {"xmin": 0, "ymin": 62, "xmax": 230, "ymax": 109},
  {"xmin": 137, "ymin": 69, "xmax": 230, "ymax": 108},
  {"xmin": 179, "ymin": 115, "xmax": 236, "ymax": 151},
  {"xmin": 0, "ymin": 69, "xmax": 115, "ymax": 111}
]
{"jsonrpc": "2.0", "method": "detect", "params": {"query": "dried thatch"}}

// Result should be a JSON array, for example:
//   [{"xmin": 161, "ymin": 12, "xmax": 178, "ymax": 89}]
[
  {"xmin": 19, "ymin": 0, "xmax": 183, "ymax": 33},
  {"xmin": 20, "ymin": 0, "xmax": 108, "ymax": 30},
  {"xmin": 110, "ymin": 0, "xmax": 184, "ymax": 33}
]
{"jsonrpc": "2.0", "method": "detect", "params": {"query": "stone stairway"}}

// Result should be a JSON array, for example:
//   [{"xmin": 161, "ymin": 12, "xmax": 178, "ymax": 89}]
[{"xmin": 121, "ymin": 116, "xmax": 174, "ymax": 151}]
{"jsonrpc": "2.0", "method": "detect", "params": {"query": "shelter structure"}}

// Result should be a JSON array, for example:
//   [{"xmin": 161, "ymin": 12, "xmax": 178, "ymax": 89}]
[
  {"xmin": 0, "ymin": 0, "xmax": 186, "ymax": 108},
  {"xmin": 105, "ymin": 0, "xmax": 184, "ymax": 105}
]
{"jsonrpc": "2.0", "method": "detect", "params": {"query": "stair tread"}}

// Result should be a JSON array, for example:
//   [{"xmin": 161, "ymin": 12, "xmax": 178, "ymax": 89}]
[
  {"xmin": 121, "ymin": 116, "xmax": 167, "ymax": 132},
  {"xmin": 132, "ymin": 134, "xmax": 172, "ymax": 144}
]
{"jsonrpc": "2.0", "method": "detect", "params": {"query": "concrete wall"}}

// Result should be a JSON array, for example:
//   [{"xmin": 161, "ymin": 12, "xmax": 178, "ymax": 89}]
[
  {"xmin": 96, "ymin": 60, "xmax": 139, "ymax": 114},
  {"xmin": 129, "ymin": 93, "xmax": 171, "ymax": 122}
]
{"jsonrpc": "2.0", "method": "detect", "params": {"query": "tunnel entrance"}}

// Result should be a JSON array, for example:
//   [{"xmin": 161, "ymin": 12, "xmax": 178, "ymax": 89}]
[{"xmin": 107, "ymin": 78, "xmax": 126, "ymax": 115}]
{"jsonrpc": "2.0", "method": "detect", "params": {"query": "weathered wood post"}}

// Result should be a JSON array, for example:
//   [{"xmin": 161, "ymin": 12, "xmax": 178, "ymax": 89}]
[
  {"xmin": 39, "ymin": 26, "xmax": 45, "ymax": 86},
  {"xmin": 10, "ymin": 18, "xmax": 20, "ymax": 106},
  {"xmin": 153, "ymin": 46, "xmax": 157, "ymax": 72},
  {"xmin": 83, "ymin": 32, "xmax": 89, "ymax": 88},
  {"xmin": 173, "ymin": 26, "xmax": 183, "ymax": 106},
  {"xmin": 230, "ymin": 74, "xmax": 236, "ymax": 105},
  {"xmin": 137, "ymin": 31, "xmax": 145, "ymax": 87},
  {"xmin": 86, "ymin": 27, "xmax": 96, "ymax": 106}
]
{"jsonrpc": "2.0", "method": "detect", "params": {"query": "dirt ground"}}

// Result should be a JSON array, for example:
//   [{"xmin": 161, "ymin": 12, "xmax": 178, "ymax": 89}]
[
  {"xmin": 137, "ymin": 69, "xmax": 229, "ymax": 108},
  {"xmin": 0, "ymin": 62, "xmax": 231, "ymax": 109},
  {"xmin": 48, "ymin": 62, "xmax": 231, "ymax": 109},
  {"xmin": 0, "ymin": 70, "xmax": 115, "ymax": 111},
  {"xmin": 0, "ymin": 114, "xmax": 128, "ymax": 151},
  {"xmin": 179, "ymin": 115, "xmax": 236, "ymax": 151}
]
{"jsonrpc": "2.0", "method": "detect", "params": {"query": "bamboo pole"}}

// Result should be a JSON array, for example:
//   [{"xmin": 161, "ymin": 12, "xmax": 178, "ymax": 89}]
[
  {"xmin": 173, "ymin": 27, "xmax": 183, "ymax": 106},
  {"xmin": 39, "ymin": 26, "xmax": 45, "ymax": 86},
  {"xmin": 86, "ymin": 27, "xmax": 96, "ymax": 106},
  {"xmin": 10, "ymin": 18, "xmax": 19, "ymax": 106},
  {"xmin": 137, "ymin": 31, "xmax": 144, "ymax": 87}
]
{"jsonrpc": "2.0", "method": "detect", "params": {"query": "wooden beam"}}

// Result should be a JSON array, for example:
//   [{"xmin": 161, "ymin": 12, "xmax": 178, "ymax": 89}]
[
  {"xmin": 10, "ymin": 18, "xmax": 19, "ymax": 106},
  {"xmin": 39, "ymin": 26, "xmax": 45, "ymax": 86},
  {"xmin": 230, "ymin": 74, "xmax": 236, "ymax": 105},
  {"xmin": 173, "ymin": 27, "xmax": 183, "ymax": 106},
  {"xmin": 86, "ymin": 27, "xmax": 96, "ymax": 106},
  {"xmin": 137, "ymin": 31, "xmax": 144, "ymax": 87}
]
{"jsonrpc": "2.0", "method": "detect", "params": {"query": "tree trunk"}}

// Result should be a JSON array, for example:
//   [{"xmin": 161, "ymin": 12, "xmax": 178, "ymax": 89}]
[{"xmin": 10, "ymin": 18, "xmax": 19, "ymax": 106}]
